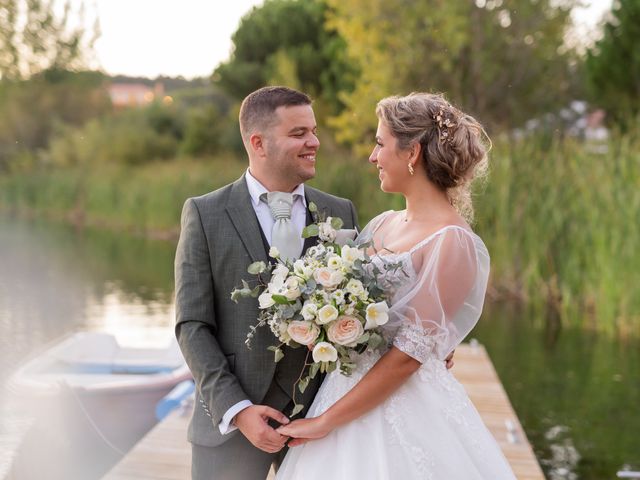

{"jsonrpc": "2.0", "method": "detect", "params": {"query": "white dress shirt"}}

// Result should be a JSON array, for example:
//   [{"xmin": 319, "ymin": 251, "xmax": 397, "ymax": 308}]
[{"xmin": 218, "ymin": 169, "xmax": 307, "ymax": 435}]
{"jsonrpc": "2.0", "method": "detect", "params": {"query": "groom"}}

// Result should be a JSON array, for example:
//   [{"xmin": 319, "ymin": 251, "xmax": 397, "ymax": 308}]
[{"xmin": 174, "ymin": 86, "xmax": 359, "ymax": 480}]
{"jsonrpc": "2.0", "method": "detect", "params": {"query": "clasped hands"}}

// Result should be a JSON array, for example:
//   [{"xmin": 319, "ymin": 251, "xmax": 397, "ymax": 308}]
[{"xmin": 233, "ymin": 404, "xmax": 330, "ymax": 452}]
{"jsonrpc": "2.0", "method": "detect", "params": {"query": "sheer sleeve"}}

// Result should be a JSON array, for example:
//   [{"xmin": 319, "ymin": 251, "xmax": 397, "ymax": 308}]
[{"xmin": 390, "ymin": 227, "xmax": 490, "ymax": 363}]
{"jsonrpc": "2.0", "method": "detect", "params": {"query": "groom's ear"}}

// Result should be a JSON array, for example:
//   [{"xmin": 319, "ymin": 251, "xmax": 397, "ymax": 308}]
[{"xmin": 249, "ymin": 133, "xmax": 266, "ymax": 157}]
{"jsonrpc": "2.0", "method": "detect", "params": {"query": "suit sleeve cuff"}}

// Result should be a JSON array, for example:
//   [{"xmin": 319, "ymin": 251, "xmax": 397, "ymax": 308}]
[{"xmin": 219, "ymin": 400, "xmax": 253, "ymax": 434}]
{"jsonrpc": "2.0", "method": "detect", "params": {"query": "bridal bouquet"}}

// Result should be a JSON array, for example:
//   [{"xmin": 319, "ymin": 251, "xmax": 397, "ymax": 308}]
[{"xmin": 231, "ymin": 204, "xmax": 405, "ymax": 414}]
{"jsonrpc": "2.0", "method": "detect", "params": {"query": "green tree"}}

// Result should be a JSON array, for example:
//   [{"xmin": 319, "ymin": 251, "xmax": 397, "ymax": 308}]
[
  {"xmin": 327, "ymin": 0, "xmax": 578, "ymax": 151},
  {"xmin": 212, "ymin": 0, "xmax": 356, "ymax": 114},
  {"xmin": 0, "ymin": 0, "xmax": 98, "ymax": 80},
  {"xmin": 585, "ymin": 0, "xmax": 640, "ymax": 126},
  {"xmin": 0, "ymin": 70, "xmax": 110, "ymax": 171}
]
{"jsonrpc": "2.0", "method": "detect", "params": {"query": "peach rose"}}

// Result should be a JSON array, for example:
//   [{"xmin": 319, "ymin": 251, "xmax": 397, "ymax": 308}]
[
  {"xmin": 287, "ymin": 321, "xmax": 320, "ymax": 346},
  {"xmin": 314, "ymin": 267, "xmax": 344, "ymax": 290},
  {"xmin": 327, "ymin": 315, "xmax": 364, "ymax": 347}
]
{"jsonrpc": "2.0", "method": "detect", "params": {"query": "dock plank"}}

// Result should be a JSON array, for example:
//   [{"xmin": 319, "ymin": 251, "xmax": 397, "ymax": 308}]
[{"xmin": 103, "ymin": 343, "xmax": 544, "ymax": 479}]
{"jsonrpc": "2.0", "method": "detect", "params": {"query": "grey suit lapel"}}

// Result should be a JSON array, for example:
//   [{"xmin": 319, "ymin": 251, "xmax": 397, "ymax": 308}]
[{"xmin": 225, "ymin": 176, "xmax": 268, "ymax": 263}]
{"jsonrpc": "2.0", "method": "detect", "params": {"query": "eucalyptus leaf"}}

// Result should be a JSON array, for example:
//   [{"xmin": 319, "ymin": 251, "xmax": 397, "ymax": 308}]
[
  {"xmin": 326, "ymin": 361, "xmax": 337, "ymax": 373},
  {"xmin": 291, "ymin": 404, "xmax": 304, "ymax": 416},
  {"xmin": 341, "ymin": 362, "xmax": 356, "ymax": 370},
  {"xmin": 368, "ymin": 332, "xmax": 383, "ymax": 350},
  {"xmin": 302, "ymin": 224, "xmax": 320, "ymax": 238},
  {"xmin": 230, "ymin": 289, "xmax": 242, "ymax": 303},
  {"xmin": 309, "ymin": 362, "xmax": 320, "ymax": 379},
  {"xmin": 272, "ymin": 294, "xmax": 292, "ymax": 305},
  {"xmin": 330, "ymin": 217, "xmax": 344, "ymax": 230},
  {"xmin": 298, "ymin": 376, "xmax": 310, "ymax": 393},
  {"xmin": 274, "ymin": 348, "xmax": 284, "ymax": 363},
  {"xmin": 250, "ymin": 285, "xmax": 262, "ymax": 298},
  {"xmin": 308, "ymin": 202, "xmax": 318, "ymax": 213},
  {"xmin": 248, "ymin": 261, "xmax": 267, "ymax": 275},
  {"xmin": 356, "ymin": 332, "xmax": 370, "ymax": 344}
]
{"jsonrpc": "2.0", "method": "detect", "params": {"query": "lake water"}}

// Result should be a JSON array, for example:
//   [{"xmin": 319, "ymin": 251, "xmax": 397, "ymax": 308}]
[{"xmin": 0, "ymin": 216, "xmax": 637, "ymax": 479}]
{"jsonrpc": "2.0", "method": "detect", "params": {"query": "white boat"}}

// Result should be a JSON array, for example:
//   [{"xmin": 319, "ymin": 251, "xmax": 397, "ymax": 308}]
[
  {"xmin": 7, "ymin": 331, "xmax": 192, "ymax": 480},
  {"xmin": 9, "ymin": 331, "xmax": 191, "ymax": 395}
]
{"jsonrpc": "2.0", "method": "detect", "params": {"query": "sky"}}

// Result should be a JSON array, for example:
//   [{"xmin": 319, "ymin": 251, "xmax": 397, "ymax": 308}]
[
  {"xmin": 79, "ymin": 0, "xmax": 612, "ymax": 79},
  {"xmin": 86, "ymin": 0, "xmax": 264, "ymax": 78}
]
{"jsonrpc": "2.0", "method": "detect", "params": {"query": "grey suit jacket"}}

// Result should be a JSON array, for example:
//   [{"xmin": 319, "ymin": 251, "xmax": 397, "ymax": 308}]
[{"xmin": 175, "ymin": 174, "xmax": 359, "ymax": 447}]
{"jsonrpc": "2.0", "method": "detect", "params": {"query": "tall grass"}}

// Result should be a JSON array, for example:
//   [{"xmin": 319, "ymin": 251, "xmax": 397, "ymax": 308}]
[
  {"xmin": 475, "ymin": 134, "xmax": 639, "ymax": 334},
  {"xmin": 0, "ymin": 157, "xmax": 247, "ymax": 236},
  {"xmin": 1, "ymin": 135, "xmax": 638, "ymax": 333}
]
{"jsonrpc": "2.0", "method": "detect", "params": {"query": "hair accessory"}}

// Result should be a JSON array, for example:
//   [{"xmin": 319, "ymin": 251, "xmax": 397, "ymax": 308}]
[
  {"xmin": 408, "ymin": 163, "xmax": 415, "ymax": 176},
  {"xmin": 434, "ymin": 107, "xmax": 456, "ymax": 144}
]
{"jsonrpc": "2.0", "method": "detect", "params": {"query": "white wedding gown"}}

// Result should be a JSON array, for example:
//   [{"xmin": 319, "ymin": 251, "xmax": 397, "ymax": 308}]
[{"xmin": 276, "ymin": 212, "xmax": 516, "ymax": 479}]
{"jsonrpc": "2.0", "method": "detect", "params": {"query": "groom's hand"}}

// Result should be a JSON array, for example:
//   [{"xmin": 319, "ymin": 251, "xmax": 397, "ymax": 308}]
[{"xmin": 234, "ymin": 405, "xmax": 290, "ymax": 453}]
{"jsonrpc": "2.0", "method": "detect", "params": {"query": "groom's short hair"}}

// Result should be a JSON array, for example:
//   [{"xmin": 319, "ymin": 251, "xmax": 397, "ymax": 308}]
[{"xmin": 239, "ymin": 86, "xmax": 312, "ymax": 143}]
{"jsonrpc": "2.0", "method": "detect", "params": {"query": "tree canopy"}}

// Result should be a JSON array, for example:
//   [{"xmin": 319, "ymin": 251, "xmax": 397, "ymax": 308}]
[
  {"xmin": 0, "ymin": 0, "xmax": 98, "ymax": 80},
  {"xmin": 326, "ymin": 0, "xmax": 579, "ymax": 149},
  {"xmin": 586, "ymin": 0, "xmax": 640, "ymax": 126},
  {"xmin": 212, "ymin": 0, "xmax": 356, "ymax": 114}
]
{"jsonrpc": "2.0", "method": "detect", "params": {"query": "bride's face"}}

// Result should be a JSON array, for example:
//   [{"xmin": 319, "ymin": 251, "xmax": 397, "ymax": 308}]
[{"xmin": 369, "ymin": 120, "xmax": 409, "ymax": 193}]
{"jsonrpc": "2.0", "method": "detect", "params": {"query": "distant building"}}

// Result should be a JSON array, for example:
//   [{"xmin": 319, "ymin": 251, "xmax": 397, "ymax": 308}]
[{"xmin": 107, "ymin": 82, "xmax": 165, "ymax": 108}]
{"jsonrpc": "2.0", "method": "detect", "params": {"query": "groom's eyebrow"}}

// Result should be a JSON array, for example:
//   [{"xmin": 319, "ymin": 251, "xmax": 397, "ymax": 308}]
[{"xmin": 289, "ymin": 126, "xmax": 317, "ymax": 134}]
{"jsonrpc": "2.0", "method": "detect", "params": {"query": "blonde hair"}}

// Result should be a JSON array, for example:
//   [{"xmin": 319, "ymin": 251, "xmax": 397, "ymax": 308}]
[{"xmin": 376, "ymin": 93, "xmax": 490, "ymax": 222}]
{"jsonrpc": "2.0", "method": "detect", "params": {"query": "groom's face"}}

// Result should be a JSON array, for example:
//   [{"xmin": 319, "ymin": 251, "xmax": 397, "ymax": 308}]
[{"xmin": 262, "ymin": 104, "xmax": 319, "ymax": 189}]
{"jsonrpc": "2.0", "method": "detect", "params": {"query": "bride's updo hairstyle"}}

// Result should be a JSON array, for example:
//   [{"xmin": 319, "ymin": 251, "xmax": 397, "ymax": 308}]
[{"xmin": 376, "ymin": 93, "xmax": 490, "ymax": 222}]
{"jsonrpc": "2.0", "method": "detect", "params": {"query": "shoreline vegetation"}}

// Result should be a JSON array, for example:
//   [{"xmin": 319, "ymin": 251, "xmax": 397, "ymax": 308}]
[{"xmin": 1, "ymin": 134, "xmax": 638, "ymax": 336}]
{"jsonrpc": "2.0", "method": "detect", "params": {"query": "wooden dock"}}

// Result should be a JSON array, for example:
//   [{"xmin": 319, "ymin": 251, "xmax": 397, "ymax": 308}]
[{"xmin": 103, "ymin": 343, "xmax": 544, "ymax": 479}]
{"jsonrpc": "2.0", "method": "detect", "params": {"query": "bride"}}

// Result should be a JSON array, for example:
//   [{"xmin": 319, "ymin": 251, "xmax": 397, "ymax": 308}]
[{"xmin": 275, "ymin": 93, "xmax": 516, "ymax": 479}]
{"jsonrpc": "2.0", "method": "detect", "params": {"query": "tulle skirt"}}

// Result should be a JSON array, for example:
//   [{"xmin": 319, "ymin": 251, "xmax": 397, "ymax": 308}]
[{"xmin": 276, "ymin": 351, "xmax": 516, "ymax": 480}]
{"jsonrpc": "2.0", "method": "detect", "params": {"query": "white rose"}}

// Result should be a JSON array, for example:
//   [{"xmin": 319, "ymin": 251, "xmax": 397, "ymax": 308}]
[
  {"xmin": 268, "ymin": 246, "xmax": 280, "ymax": 258},
  {"xmin": 326, "ymin": 255, "xmax": 343, "ymax": 271},
  {"xmin": 331, "ymin": 289, "xmax": 346, "ymax": 305},
  {"xmin": 317, "ymin": 304, "xmax": 339, "ymax": 324},
  {"xmin": 314, "ymin": 267, "xmax": 344, "ymax": 290},
  {"xmin": 267, "ymin": 274, "xmax": 286, "ymax": 295},
  {"xmin": 312, "ymin": 290, "xmax": 330, "ymax": 306},
  {"xmin": 287, "ymin": 320, "xmax": 320, "ymax": 346},
  {"xmin": 273, "ymin": 264, "xmax": 289, "ymax": 278},
  {"xmin": 344, "ymin": 302, "xmax": 356, "ymax": 315},
  {"xmin": 284, "ymin": 276, "xmax": 301, "ymax": 300},
  {"xmin": 258, "ymin": 292, "xmax": 275, "ymax": 309},
  {"xmin": 307, "ymin": 244, "xmax": 325, "ymax": 258},
  {"xmin": 345, "ymin": 279, "xmax": 365, "ymax": 298},
  {"xmin": 293, "ymin": 259, "xmax": 314, "ymax": 279},
  {"xmin": 341, "ymin": 245, "xmax": 365, "ymax": 265},
  {"xmin": 365, "ymin": 301, "xmax": 390, "ymax": 329},
  {"xmin": 312, "ymin": 342, "xmax": 338, "ymax": 363},
  {"xmin": 301, "ymin": 302, "xmax": 318, "ymax": 321},
  {"xmin": 327, "ymin": 315, "xmax": 364, "ymax": 347},
  {"xmin": 278, "ymin": 321, "xmax": 291, "ymax": 343},
  {"xmin": 319, "ymin": 222, "xmax": 337, "ymax": 242}
]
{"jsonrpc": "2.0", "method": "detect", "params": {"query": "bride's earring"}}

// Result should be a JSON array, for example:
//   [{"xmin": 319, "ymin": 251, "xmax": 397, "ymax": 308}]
[{"xmin": 408, "ymin": 163, "xmax": 415, "ymax": 176}]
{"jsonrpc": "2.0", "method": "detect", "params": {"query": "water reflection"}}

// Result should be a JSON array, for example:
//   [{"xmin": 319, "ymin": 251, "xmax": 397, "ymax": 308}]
[
  {"xmin": 0, "ymin": 217, "xmax": 175, "ymax": 477},
  {"xmin": 474, "ymin": 303, "xmax": 640, "ymax": 479}
]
